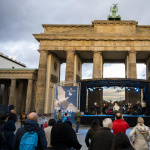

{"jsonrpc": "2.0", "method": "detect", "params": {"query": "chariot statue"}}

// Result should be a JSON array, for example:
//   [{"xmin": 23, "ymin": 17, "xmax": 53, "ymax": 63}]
[{"xmin": 108, "ymin": 4, "xmax": 121, "ymax": 20}]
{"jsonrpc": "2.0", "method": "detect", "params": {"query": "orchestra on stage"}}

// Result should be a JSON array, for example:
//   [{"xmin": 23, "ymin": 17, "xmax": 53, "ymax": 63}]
[{"xmin": 90, "ymin": 100, "xmax": 147, "ymax": 116}]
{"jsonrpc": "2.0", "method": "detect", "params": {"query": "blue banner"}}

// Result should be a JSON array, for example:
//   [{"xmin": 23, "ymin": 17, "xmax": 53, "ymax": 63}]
[{"xmin": 54, "ymin": 86, "xmax": 77, "ymax": 124}]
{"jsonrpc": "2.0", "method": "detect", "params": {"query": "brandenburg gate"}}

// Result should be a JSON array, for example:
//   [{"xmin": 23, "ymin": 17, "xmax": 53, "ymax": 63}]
[{"xmin": 33, "ymin": 19, "xmax": 150, "ymax": 114}]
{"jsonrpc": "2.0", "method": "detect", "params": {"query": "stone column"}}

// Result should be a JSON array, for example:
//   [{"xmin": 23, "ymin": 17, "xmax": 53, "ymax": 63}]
[
  {"xmin": 2, "ymin": 84, "xmax": 9, "ymax": 105},
  {"xmin": 65, "ymin": 51, "xmax": 75, "ymax": 85},
  {"xmin": 126, "ymin": 51, "xmax": 137, "ymax": 78},
  {"xmin": 21, "ymin": 81, "xmax": 27, "ymax": 112},
  {"xmin": 93, "ymin": 51, "xmax": 103, "ymax": 78},
  {"xmin": 25, "ymin": 79, "xmax": 33, "ymax": 114},
  {"xmin": 125, "ymin": 51, "xmax": 137, "ymax": 104},
  {"xmin": 9, "ymin": 79, "xmax": 16, "ymax": 105},
  {"xmin": 146, "ymin": 56, "xmax": 150, "ymax": 80},
  {"xmin": 16, "ymin": 81, "xmax": 24, "ymax": 114},
  {"xmin": 35, "ymin": 50, "xmax": 48, "ymax": 114}
]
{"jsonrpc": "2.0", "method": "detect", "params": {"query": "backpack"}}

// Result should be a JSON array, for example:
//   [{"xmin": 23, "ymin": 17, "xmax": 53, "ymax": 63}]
[{"xmin": 19, "ymin": 127, "xmax": 40, "ymax": 150}]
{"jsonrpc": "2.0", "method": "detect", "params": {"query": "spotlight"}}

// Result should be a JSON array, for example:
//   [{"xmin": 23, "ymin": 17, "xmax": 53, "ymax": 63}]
[
  {"xmin": 136, "ymin": 89, "xmax": 139, "ymax": 92},
  {"xmin": 99, "ymin": 89, "xmax": 101, "ymax": 91},
  {"xmin": 128, "ymin": 88, "xmax": 130, "ymax": 91},
  {"xmin": 125, "ymin": 87, "xmax": 128, "ymax": 89}
]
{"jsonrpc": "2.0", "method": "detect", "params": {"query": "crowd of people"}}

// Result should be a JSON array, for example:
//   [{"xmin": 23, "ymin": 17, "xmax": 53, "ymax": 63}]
[{"xmin": 0, "ymin": 109, "xmax": 150, "ymax": 150}]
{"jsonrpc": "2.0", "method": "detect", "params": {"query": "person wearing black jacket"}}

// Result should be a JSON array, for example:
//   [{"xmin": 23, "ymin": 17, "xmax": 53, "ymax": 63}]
[
  {"xmin": 13, "ymin": 112, "xmax": 47, "ymax": 150},
  {"xmin": 51, "ymin": 122, "xmax": 82, "ymax": 150},
  {"xmin": 0, "ymin": 120, "xmax": 16, "ymax": 150},
  {"xmin": 8, "ymin": 109, "xmax": 17, "ymax": 123},
  {"xmin": 89, "ymin": 118, "xmax": 115, "ymax": 150}
]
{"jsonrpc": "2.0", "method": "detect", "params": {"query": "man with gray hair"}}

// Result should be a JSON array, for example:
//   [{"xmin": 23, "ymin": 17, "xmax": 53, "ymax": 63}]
[
  {"xmin": 89, "ymin": 118, "xmax": 115, "ymax": 150},
  {"xmin": 13, "ymin": 112, "xmax": 47, "ymax": 150}
]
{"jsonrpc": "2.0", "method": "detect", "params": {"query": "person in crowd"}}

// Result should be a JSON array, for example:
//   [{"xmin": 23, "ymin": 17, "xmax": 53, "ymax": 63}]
[
  {"xmin": 111, "ymin": 132, "xmax": 135, "ymax": 150},
  {"xmin": 74, "ymin": 110, "xmax": 82, "ymax": 134},
  {"xmin": 39, "ymin": 115, "xmax": 47, "ymax": 128},
  {"xmin": 0, "ymin": 113, "xmax": 8, "ymax": 127},
  {"xmin": 44, "ymin": 119, "xmax": 56, "ymax": 150},
  {"xmin": 0, "ymin": 120, "xmax": 16, "ymax": 150},
  {"xmin": 51, "ymin": 122, "xmax": 82, "ymax": 150},
  {"xmin": 13, "ymin": 112, "xmax": 47, "ymax": 150},
  {"xmin": 43, "ymin": 120, "xmax": 48, "ymax": 129},
  {"xmin": 89, "ymin": 118, "xmax": 115, "ymax": 150},
  {"xmin": 8, "ymin": 109, "xmax": 17, "ymax": 123},
  {"xmin": 129, "ymin": 117, "xmax": 150, "ymax": 150},
  {"xmin": 85, "ymin": 119, "xmax": 100, "ymax": 148},
  {"xmin": 20, "ymin": 111, "xmax": 27, "ymax": 127},
  {"xmin": 112, "ymin": 112, "xmax": 129, "ymax": 135},
  {"xmin": 56, "ymin": 110, "xmax": 62, "ymax": 122},
  {"xmin": 63, "ymin": 113, "xmax": 69, "ymax": 122}
]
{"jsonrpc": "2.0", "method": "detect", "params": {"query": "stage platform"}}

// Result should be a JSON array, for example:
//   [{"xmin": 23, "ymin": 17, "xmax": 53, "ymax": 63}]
[{"xmin": 81, "ymin": 114, "xmax": 150, "ymax": 127}]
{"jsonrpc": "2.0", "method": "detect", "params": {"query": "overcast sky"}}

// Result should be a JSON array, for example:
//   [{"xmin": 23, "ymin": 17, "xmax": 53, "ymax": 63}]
[{"xmin": 0, "ymin": 0, "xmax": 149, "ymax": 81}]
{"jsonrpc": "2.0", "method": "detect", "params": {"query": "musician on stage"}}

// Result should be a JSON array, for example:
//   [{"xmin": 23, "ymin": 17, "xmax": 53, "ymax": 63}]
[
  {"xmin": 102, "ymin": 103, "xmax": 108, "ymax": 114},
  {"xmin": 113, "ymin": 103, "xmax": 120, "ymax": 115},
  {"xmin": 93, "ymin": 103, "xmax": 100, "ymax": 115}
]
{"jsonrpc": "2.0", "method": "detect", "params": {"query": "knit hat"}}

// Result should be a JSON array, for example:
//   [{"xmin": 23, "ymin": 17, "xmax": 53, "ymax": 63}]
[{"xmin": 137, "ymin": 117, "xmax": 144, "ymax": 123}]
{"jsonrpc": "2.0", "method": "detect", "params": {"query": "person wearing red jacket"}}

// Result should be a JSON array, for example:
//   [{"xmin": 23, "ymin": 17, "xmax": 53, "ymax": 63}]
[{"xmin": 112, "ymin": 112, "xmax": 129, "ymax": 135}]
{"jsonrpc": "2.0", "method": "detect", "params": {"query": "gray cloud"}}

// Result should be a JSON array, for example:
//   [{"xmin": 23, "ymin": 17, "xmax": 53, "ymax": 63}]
[{"xmin": 0, "ymin": 0, "xmax": 149, "ymax": 77}]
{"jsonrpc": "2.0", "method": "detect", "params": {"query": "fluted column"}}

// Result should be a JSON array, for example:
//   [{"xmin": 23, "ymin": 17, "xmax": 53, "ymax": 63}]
[
  {"xmin": 25, "ymin": 79, "xmax": 33, "ymax": 114},
  {"xmin": 2, "ymin": 84, "xmax": 9, "ymax": 105},
  {"xmin": 35, "ymin": 50, "xmax": 48, "ymax": 114},
  {"xmin": 9, "ymin": 79, "xmax": 16, "ymax": 105},
  {"xmin": 93, "ymin": 51, "xmax": 103, "ymax": 78},
  {"xmin": 65, "ymin": 51, "xmax": 75, "ymax": 84},
  {"xmin": 126, "ymin": 51, "xmax": 137, "ymax": 78}
]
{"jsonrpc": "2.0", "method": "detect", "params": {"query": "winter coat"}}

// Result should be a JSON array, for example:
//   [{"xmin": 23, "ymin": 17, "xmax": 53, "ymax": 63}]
[
  {"xmin": 0, "ymin": 120, "xmax": 16, "ymax": 150},
  {"xmin": 89, "ymin": 127, "xmax": 115, "ymax": 150},
  {"xmin": 56, "ymin": 113, "xmax": 62, "ymax": 122},
  {"xmin": 51, "ymin": 122, "xmax": 82, "ymax": 150},
  {"xmin": 74, "ymin": 112, "xmax": 82, "ymax": 123},
  {"xmin": 20, "ymin": 113, "xmax": 27, "ymax": 122},
  {"xmin": 85, "ymin": 128, "xmax": 99, "ymax": 148},
  {"xmin": 112, "ymin": 119, "xmax": 129, "ymax": 135},
  {"xmin": 12, "ymin": 119, "xmax": 47, "ymax": 150},
  {"xmin": 129, "ymin": 123, "xmax": 150, "ymax": 150},
  {"xmin": 8, "ymin": 113, "xmax": 17, "ymax": 123},
  {"xmin": 44, "ymin": 126, "xmax": 53, "ymax": 148}
]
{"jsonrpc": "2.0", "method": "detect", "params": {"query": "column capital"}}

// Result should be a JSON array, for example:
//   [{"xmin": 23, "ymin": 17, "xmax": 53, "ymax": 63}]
[
  {"xmin": 128, "ymin": 51, "xmax": 137, "ymax": 54},
  {"xmin": 92, "ymin": 51, "xmax": 102, "ymax": 54},
  {"xmin": 65, "ymin": 50, "xmax": 75, "ymax": 54},
  {"xmin": 38, "ymin": 50, "xmax": 49, "ymax": 54}
]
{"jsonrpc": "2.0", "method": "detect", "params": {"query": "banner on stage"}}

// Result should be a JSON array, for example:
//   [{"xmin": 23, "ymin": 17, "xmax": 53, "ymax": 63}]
[{"xmin": 54, "ymin": 86, "xmax": 77, "ymax": 124}]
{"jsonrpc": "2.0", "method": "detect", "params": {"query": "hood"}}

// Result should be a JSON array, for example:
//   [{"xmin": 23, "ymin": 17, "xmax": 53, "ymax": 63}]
[
  {"xmin": 136, "ymin": 124, "xmax": 147, "ymax": 134},
  {"xmin": 3, "ymin": 120, "xmax": 16, "ymax": 131},
  {"xmin": 24, "ymin": 119, "xmax": 39, "ymax": 131}
]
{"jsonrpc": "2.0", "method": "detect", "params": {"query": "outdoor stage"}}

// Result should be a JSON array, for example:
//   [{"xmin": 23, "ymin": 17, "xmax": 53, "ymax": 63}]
[{"xmin": 80, "ymin": 114, "xmax": 150, "ymax": 127}]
